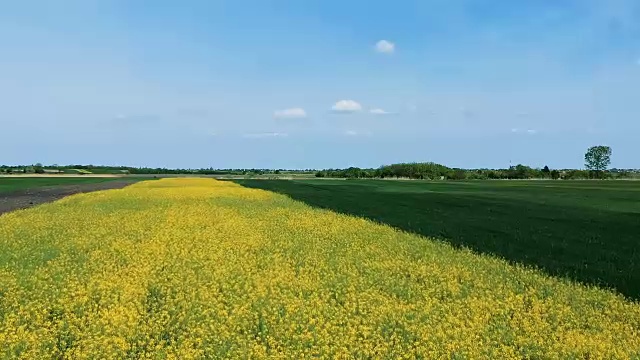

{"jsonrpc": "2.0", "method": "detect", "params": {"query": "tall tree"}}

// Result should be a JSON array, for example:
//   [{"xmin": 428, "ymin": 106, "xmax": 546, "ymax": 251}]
[
  {"xmin": 542, "ymin": 165, "xmax": 550, "ymax": 178},
  {"xmin": 584, "ymin": 145, "xmax": 612, "ymax": 174}
]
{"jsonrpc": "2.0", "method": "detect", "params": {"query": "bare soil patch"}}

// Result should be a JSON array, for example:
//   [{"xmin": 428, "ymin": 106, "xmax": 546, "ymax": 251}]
[
  {"xmin": 0, "ymin": 174, "xmax": 122, "ymax": 178},
  {"xmin": 0, "ymin": 180, "xmax": 138, "ymax": 215}
]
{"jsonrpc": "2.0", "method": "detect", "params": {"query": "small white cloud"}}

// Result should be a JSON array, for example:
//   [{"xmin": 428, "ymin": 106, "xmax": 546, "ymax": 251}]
[
  {"xmin": 636, "ymin": 57, "xmax": 640, "ymax": 66},
  {"xmin": 114, "ymin": 114, "xmax": 127, "ymax": 120},
  {"xmin": 331, "ymin": 100, "xmax": 362, "ymax": 113},
  {"xmin": 375, "ymin": 40, "xmax": 395, "ymax": 54},
  {"xmin": 243, "ymin": 132, "xmax": 288, "ymax": 138},
  {"xmin": 344, "ymin": 130, "xmax": 372, "ymax": 137},
  {"xmin": 511, "ymin": 128, "xmax": 537, "ymax": 135},
  {"xmin": 407, "ymin": 104, "xmax": 417, "ymax": 112},
  {"xmin": 273, "ymin": 107, "xmax": 307, "ymax": 119},
  {"xmin": 369, "ymin": 108, "xmax": 391, "ymax": 115}
]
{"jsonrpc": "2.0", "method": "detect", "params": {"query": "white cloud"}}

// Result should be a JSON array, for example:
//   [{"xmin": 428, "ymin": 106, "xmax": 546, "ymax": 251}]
[
  {"xmin": 511, "ymin": 128, "xmax": 537, "ymax": 135},
  {"xmin": 344, "ymin": 130, "xmax": 372, "ymax": 137},
  {"xmin": 273, "ymin": 107, "xmax": 307, "ymax": 119},
  {"xmin": 331, "ymin": 100, "xmax": 362, "ymax": 113},
  {"xmin": 115, "ymin": 113, "xmax": 126, "ymax": 120},
  {"xmin": 375, "ymin": 40, "xmax": 395, "ymax": 54},
  {"xmin": 242, "ymin": 132, "xmax": 288, "ymax": 138},
  {"xmin": 636, "ymin": 57, "xmax": 640, "ymax": 66},
  {"xmin": 370, "ymin": 108, "xmax": 391, "ymax": 115}
]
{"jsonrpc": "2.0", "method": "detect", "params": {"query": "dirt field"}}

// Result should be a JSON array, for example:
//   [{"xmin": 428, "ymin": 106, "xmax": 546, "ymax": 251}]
[
  {"xmin": 0, "ymin": 180, "xmax": 138, "ymax": 215},
  {"xmin": 0, "ymin": 174, "xmax": 123, "ymax": 178}
]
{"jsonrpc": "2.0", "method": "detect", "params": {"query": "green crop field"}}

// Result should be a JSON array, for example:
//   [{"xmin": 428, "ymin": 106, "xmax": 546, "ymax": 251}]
[
  {"xmin": 0, "ymin": 177, "xmax": 126, "ymax": 194},
  {"xmin": 235, "ymin": 179, "xmax": 640, "ymax": 300}
]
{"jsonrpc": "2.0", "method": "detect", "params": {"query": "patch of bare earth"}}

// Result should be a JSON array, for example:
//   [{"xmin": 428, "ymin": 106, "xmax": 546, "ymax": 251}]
[{"xmin": 0, "ymin": 180, "xmax": 138, "ymax": 215}]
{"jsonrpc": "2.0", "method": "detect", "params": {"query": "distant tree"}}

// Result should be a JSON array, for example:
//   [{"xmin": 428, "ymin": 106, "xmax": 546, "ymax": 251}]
[
  {"xmin": 550, "ymin": 170, "xmax": 560, "ymax": 180},
  {"xmin": 343, "ymin": 167, "xmax": 363, "ymax": 179},
  {"xmin": 486, "ymin": 170, "xmax": 502, "ymax": 179},
  {"xmin": 507, "ymin": 164, "xmax": 533, "ymax": 179},
  {"xmin": 315, "ymin": 171, "xmax": 325, "ymax": 178},
  {"xmin": 448, "ymin": 169, "xmax": 467, "ymax": 180},
  {"xmin": 585, "ymin": 146, "xmax": 612, "ymax": 174},
  {"xmin": 542, "ymin": 165, "xmax": 550, "ymax": 177},
  {"xmin": 361, "ymin": 169, "xmax": 374, "ymax": 178},
  {"xmin": 613, "ymin": 169, "xmax": 630, "ymax": 179},
  {"xmin": 377, "ymin": 166, "xmax": 393, "ymax": 178},
  {"xmin": 563, "ymin": 169, "xmax": 589, "ymax": 180},
  {"xmin": 34, "ymin": 163, "xmax": 45, "ymax": 174}
]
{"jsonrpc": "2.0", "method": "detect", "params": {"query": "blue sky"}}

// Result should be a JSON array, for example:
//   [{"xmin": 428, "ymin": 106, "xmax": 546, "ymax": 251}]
[{"xmin": 1, "ymin": 0, "xmax": 639, "ymax": 169}]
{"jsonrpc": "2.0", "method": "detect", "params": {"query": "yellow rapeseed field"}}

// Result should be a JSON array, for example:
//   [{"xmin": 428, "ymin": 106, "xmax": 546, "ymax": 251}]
[{"xmin": 0, "ymin": 178, "xmax": 639, "ymax": 359}]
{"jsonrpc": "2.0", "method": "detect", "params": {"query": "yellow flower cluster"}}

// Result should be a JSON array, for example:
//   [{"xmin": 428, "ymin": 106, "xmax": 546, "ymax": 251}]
[{"xmin": 0, "ymin": 178, "xmax": 639, "ymax": 359}]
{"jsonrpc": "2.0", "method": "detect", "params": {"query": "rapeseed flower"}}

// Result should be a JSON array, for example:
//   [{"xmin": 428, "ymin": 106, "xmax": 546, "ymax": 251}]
[{"xmin": 0, "ymin": 178, "xmax": 638, "ymax": 359}]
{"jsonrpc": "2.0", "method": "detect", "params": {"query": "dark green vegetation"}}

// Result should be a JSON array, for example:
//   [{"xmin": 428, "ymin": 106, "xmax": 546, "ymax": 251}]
[
  {"xmin": 315, "ymin": 162, "xmax": 638, "ymax": 180},
  {"xmin": 585, "ymin": 145, "xmax": 612, "ymax": 173},
  {"xmin": 0, "ymin": 177, "xmax": 126, "ymax": 193},
  {"xmin": 236, "ymin": 179, "xmax": 640, "ymax": 300}
]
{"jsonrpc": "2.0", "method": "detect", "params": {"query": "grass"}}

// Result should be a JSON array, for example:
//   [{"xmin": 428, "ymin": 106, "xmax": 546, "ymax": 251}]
[
  {"xmin": 0, "ymin": 177, "xmax": 126, "ymax": 194},
  {"xmin": 0, "ymin": 178, "xmax": 638, "ymax": 358},
  {"xmin": 235, "ymin": 179, "xmax": 640, "ymax": 300}
]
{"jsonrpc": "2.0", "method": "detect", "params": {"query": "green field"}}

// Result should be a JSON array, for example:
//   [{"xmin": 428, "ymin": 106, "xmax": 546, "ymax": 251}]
[
  {"xmin": 236, "ymin": 179, "xmax": 640, "ymax": 300},
  {"xmin": 0, "ymin": 177, "xmax": 126, "ymax": 193}
]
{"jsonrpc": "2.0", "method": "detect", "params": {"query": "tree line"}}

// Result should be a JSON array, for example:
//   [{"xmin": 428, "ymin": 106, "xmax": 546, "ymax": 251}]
[
  {"xmin": 0, "ymin": 163, "xmax": 634, "ymax": 179},
  {"xmin": 314, "ymin": 146, "xmax": 630, "ymax": 180},
  {"xmin": 2, "ymin": 145, "xmax": 636, "ymax": 180},
  {"xmin": 314, "ymin": 164, "xmax": 635, "ymax": 180}
]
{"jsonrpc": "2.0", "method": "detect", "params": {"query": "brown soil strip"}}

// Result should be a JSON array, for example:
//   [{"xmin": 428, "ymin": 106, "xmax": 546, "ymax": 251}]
[{"xmin": 0, "ymin": 180, "xmax": 139, "ymax": 216}]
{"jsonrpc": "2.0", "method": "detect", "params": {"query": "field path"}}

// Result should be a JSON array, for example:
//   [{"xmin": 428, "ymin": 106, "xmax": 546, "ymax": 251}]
[{"xmin": 0, "ymin": 180, "xmax": 138, "ymax": 215}]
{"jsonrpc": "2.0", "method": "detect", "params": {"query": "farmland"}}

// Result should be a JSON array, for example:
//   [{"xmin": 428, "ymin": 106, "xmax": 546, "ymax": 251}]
[
  {"xmin": 0, "ymin": 176, "xmax": 127, "ymax": 194},
  {"xmin": 236, "ymin": 179, "xmax": 640, "ymax": 300},
  {"xmin": 0, "ymin": 177, "xmax": 142, "ymax": 215},
  {"xmin": 0, "ymin": 178, "xmax": 639, "ymax": 358}
]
